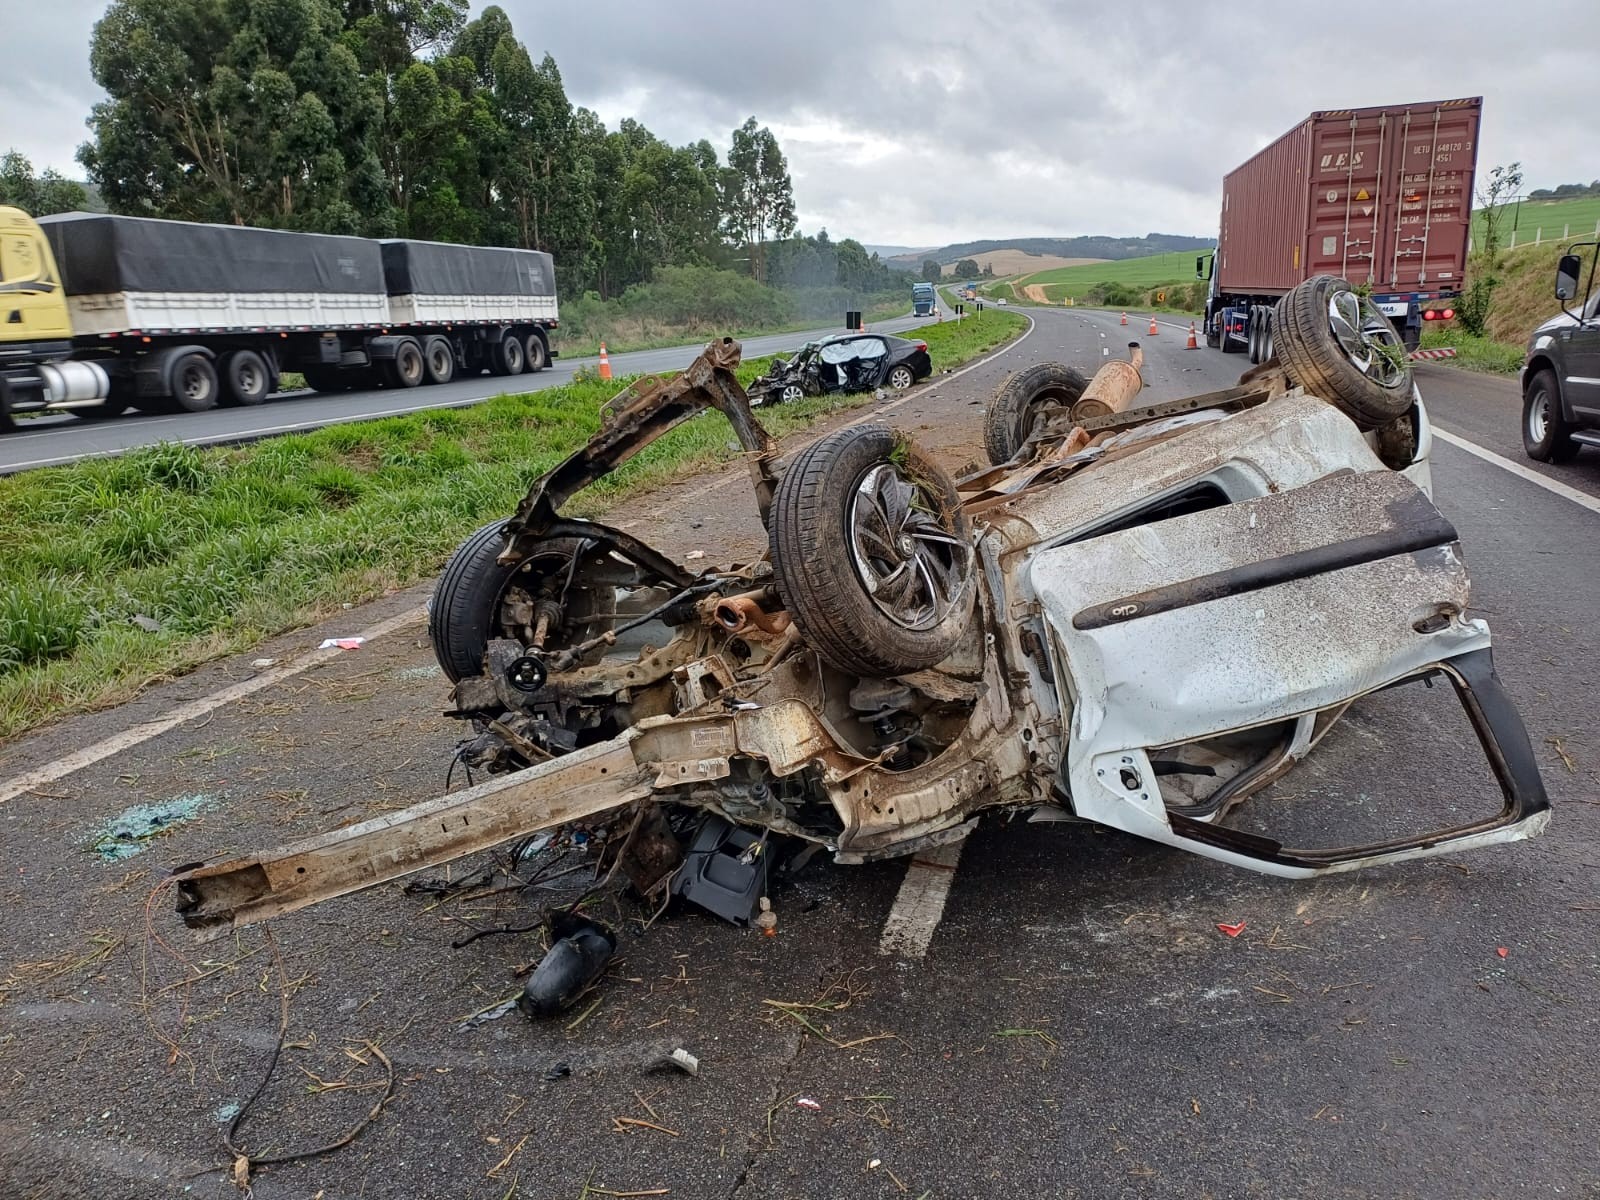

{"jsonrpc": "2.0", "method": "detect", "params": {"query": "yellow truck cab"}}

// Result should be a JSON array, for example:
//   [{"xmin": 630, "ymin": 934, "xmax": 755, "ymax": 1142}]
[{"xmin": 0, "ymin": 205, "xmax": 109, "ymax": 429}]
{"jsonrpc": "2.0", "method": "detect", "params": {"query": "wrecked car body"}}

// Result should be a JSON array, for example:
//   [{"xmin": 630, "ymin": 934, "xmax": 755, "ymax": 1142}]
[
  {"xmin": 174, "ymin": 275, "xmax": 1549, "ymax": 939},
  {"xmin": 747, "ymin": 331, "xmax": 932, "ymax": 405}
]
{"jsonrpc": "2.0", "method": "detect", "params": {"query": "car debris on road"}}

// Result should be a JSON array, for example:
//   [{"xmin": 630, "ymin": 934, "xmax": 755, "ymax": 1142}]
[{"xmin": 172, "ymin": 275, "xmax": 1551, "ymax": 1006}]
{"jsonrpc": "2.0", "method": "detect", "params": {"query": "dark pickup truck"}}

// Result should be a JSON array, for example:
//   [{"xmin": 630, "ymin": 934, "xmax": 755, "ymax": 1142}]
[{"xmin": 1522, "ymin": 245, "xmax": 1600, "ymax": 462}]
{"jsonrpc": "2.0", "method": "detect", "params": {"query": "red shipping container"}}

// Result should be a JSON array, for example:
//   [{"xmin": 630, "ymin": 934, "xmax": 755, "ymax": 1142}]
[{"xmin": 1217, "ymin": 96, "xmax": 1481, "ymax": 298}]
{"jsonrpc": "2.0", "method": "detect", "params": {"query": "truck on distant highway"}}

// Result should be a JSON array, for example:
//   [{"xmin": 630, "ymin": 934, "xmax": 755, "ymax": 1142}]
[
  {"xmin": 0, "ymin": 207, "xmax": 558, "ymax": 430},
  {"xmin": 912, "ymin": 281, "xmax": 936, "ymax": 316},
  {"xmin": 1197, "ymin": 96, "xmax": 1481, "ymax": 361}
]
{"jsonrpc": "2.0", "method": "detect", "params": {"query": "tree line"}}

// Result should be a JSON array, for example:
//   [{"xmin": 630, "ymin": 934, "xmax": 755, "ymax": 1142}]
[{"xmin": 7, "ymin": 0, "xmax": 911, "ymax": 302}]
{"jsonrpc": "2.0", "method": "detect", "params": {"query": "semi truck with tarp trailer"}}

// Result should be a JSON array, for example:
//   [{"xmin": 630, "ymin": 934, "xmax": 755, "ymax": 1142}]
[
  {"xmin": 1197, "ymin": 96, "xmax": 1481, "ymax": 361},
  {"xmin": 0, "ymin": 208, "xmax": 558, "ymax": 430}
]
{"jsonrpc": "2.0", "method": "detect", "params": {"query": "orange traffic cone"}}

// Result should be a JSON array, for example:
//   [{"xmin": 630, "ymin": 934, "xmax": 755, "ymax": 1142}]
[
  {"xmin": 1120, "ymin": 311, "xmax": 1128, "ymax": 326},
  {"xmin": 1186, "ymin": 322, "xmax": 1199, "ymax": 349},
  {"xmin": 1148, "ymin": 316, "xmax": 1159, "ymax": 336},
  {"xmin": 598, "ymin": 341, "xmax": 612, "ymax": 381}
]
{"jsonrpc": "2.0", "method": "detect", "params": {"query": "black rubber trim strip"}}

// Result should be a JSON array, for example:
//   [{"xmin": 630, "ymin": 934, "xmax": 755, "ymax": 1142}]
[{"xmin": 1072, "ymin": 492, "xmax": 1458, "ymax": 631}]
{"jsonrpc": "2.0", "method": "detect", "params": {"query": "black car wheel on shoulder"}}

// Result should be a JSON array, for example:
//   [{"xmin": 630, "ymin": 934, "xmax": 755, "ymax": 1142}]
[{"xmin": 749, "ymin": 332, "xmax": 932, "ymax": 405}]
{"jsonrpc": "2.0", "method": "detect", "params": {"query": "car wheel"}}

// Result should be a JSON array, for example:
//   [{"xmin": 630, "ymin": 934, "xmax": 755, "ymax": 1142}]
[
  {"xmin": 1522, "ymin": 368, "xmax": 1581, "ymax": 463},
  {"xmin": 983, "ymin": 362, "xmax": 1089, "ymax": 465},
  {"xmin": 887, "ymin": 364, "xmax": 916, "ymax": 390},
  {"xmin": 524, "ymin": 331, "xmax": 549, "ymax": 373},
  {"xmin": 770, "ymin": 424, "xmax": 976, "ymax": 677},
  {"xmin": 779, "ymin": 383, "xmax": 806, "ymax": 404},
  {"xmin": 430, "ymin": 524, "xmax": 591, "ymax": 682},
  {"xmin": 490, "ymin": 332, "xmax": 526, "ymax": 377},
  {"xmin": 423, "ymin": 336, "xmax": 455, "ymax": 385},
  {"xmin": 1273, "ymin": 275, "xmax": 1412, "ymax": 429},
  {"xmin": 169, "ymin": 353, "xmax": 219, "ymax": 413}
]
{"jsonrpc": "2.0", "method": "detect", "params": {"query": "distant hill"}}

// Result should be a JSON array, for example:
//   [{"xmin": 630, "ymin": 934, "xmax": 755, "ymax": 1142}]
[
  {"xmin": 888, "ymin": 233, "xmax": 1212, "ymax": 269},
  {"xmin": 861, "ymin": 244, "xmax": 935, "ymax": 259}
]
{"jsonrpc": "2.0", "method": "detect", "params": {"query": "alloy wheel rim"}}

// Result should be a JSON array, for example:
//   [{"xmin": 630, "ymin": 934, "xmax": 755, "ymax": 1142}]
[
  {"xmin": 848, "ymin": 462, "xmax": 970, "ymax": 631},
  {"xmin": 1326, "ymin": 288, "xmax": 1409, "ymax": 389}
]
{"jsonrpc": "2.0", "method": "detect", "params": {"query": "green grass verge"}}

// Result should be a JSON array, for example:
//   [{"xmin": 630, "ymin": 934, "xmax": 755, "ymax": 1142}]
[
  {"xmin": 0, "ymin": 309, "xmax": 1026, "ymax": 739},
  {"xmin": 1418, "ymin": 327, "xmax": 1524, "ymax": 376}
]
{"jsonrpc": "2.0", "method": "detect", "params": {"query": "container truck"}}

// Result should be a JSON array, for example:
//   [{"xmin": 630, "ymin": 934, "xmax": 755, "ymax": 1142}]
[
  {"xmin": 1197, "ymin": 96, "xmax": 1481, "ymax": 361},
  {"xmin": 0, "ymin": 208, "xmax": 558, "ymax": 431}
]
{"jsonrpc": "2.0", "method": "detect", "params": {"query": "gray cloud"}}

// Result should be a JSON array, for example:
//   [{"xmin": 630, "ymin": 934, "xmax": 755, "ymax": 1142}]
[{"xmin": 9, "ymin": 0, "xmax": 1599, "ymax": 247}]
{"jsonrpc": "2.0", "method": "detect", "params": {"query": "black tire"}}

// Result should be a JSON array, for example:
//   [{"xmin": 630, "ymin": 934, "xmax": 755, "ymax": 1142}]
[
  {"xmin": 1204, "ymin": 314, "xmax": 1220, "ymax": 350},
  {"xmin": 429, "ymin": 523, "xmax": 589, "ymax": 682},
  {"xmin": 1522, "ymin": 368, "xmax": 1581, "ymax": 463},
  {"xmin": 302, "ymin": 366, "xmax": 348, "ymax": 393},
  {"xmin": 1218, "ymin": 312, "xmax": 1241, "ymax": 354},
  {"xmin": 886, "ymin": 363, "xmax": 915, "ymax": 390},
  {"xmin": 490, "ymin": 332, "xmax": 525, "ymax": 377},
  {"xmin": 1260, "ymin": 308, "xmax": 1275, "ymax": 363},
  {"xmin": 524, "ymin": 331, "xmax": 549, "ymax": 373},
  {"xmin": 0, "ymin": 381, "xmax": 14, "ymax": 432},
  {"xmin": 423, "ymin": 336, "xmax": 455, "ymax": 385},
  {"xmin": 982, "ymin": 362, "xmax": 1089, "ymax": 465},
  {"xmin": 392, "ymin": 339, "xmax": 425, "ymax": 388},
  {"xmin": 168, "ymin": 353, "xmax": 219, "ymax": 413},
  {"xmin": 1274, "ymin": 275, "xmax": 1412, "ymax": 430},
  {"xmin": 769, "ymin": 424, "xmax": 976, "ymax": 677},
  {"xmin": 1249, "ymin": 306, "xmax": 1267, "ymax": 363},
  {"xmin": 219, "ymin": 349, "xmax": 270, "ymax": 406}
]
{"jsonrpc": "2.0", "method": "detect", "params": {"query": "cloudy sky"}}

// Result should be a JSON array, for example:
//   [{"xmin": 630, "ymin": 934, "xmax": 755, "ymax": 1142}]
[{"xmin": 7, "ymin": 0, "xmax": 1598, "ymax": 248}]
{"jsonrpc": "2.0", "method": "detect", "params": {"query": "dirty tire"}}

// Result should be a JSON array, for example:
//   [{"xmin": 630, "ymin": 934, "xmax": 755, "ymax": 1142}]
[
  {"xmin": 1273, "ymin": 275, "xmax": 1412, "ymax": 430},
  {"xmin": 392, "ymin": 339, "xmax": 425, "ymax": 388},
  {"xmin": 423, "ymin": 336, "xmax": 455, "ymax": 385},
  {"xmin": 770, "ymin": 424, "xmax": 976, "ymax": 676},
  {"xmin": 491, "ymin": 332, "xmax": 526, "ymax": 377},
  {"xmin": 887, "ymin": 363, "xmax": 915, "ymax": 390},
  {"xmin": 1522, "ymin": 368, "xmax": 1580, "ymax": 463},
  {"xmin": 219, "ymin": 349, "xmax": 270, "ymax": 406},
  {"xmin": 524, "ymin": 331, "xmax": 549, "ymax": 373},
  {"xmin": 430, "ymin": 523, "xmax": 585, "ymax": 682},
  {"xmin": 168, "ymin": 353, "xmax": 218, "ymax": 413},
  {"xmin": 1372, "ymin": 410, "xmax": 1419, "ymax": 470},
  {"xmin": 983, "ymin": 362, "xmax": 1089, "ymax": 464}
]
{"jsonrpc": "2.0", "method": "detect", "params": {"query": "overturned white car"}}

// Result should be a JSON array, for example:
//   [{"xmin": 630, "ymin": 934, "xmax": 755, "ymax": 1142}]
[{"xmin": 175, "ymin": 276, "xmax": 1549, "ymax": 938}]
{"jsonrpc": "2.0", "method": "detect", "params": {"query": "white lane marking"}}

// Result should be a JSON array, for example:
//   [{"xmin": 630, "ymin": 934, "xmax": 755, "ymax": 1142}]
[
  {"xmin": 670, "ymin": 314, "xmax": 1038, "ymax": 507},
  {"xmin": 1431, "ymin": 428, "xmax": 1600, "ymax": 516},
  {"xmin": 878, "ymin": 840, "xmax": 966, "ymax": 959},
  {"xmin": 0, "ymin": 606, "xmax": 425, "ymax": 805}
]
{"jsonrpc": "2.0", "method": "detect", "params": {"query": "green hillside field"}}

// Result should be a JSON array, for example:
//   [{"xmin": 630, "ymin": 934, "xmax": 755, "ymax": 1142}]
[{"xmin": 1019, "ymin": 250, "xmax": 1201, "ymax": 290}]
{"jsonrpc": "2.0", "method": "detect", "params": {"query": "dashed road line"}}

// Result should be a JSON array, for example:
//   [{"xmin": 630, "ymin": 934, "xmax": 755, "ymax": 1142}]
[
  {"xmin": 0, "ymin": 606, "xmax": 426, "ymax": 806},
  {"xmin": 1432, "ymin": 428, "xmax": 1600, "ymax": 516},
  {"xmin": 878, "ymin": 840, "xmax": 966, "ymax": 959}
]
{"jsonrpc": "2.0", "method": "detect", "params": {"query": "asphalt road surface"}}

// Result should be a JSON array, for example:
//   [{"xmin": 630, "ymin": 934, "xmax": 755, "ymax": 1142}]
[
  {"xmin": 2, "ymin": 304, "xmax": 1596, "ymax": 1199},
  {"xmin": 0, "ymin": 313, "xmax": 930, "ymax": 473}
]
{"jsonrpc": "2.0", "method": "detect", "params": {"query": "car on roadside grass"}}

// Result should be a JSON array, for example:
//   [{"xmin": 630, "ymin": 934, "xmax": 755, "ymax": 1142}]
[
  {"xmin": 1522, "ymin": 246, "xmax": 1600, "ymax": 463},
  {"xmin": 175, "ymin": 275, "xmax": 1548, "ymax": 1009},
  {"xmin": 746, "ymin": 331, "xmax": 931, "ymax": 405}
]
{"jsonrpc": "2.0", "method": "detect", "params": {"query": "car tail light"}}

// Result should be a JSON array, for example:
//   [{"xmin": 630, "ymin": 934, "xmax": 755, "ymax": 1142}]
[{"xmin": 915, "ymin": 341, "xmax": 927, "ymax": 352}]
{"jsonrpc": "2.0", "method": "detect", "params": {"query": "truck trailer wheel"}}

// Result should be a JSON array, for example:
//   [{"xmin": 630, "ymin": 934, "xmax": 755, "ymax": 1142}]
[
  {"xmin": 770, "ymin": 424, "xmax": 976, "ymax": 677},
  {"xmin": 220, "ymin": 349, "xmax": 270, "ymax": 406},
  {"xmin": 1273, "ymin": 275, "xmax": 1412, "ymax": 430},
  {"xmin": 423, "ymin": 336, "xmax": 455, "ymax": 385},
  {"xmin": 169, "ymin": 353, "xmax": 219, "ymax": 413},
  {"xmin": 391, "ymin": 339, "xmax": 425, "ymax": 388},
  {"xmin": 983, "ymin": 362, "xmax": 1089, "ymax": 465},
  {"xmin": 490, "ymin": 333, "xmax": 526, "ymax": 377},
  {"xmin": 524, "ymin": 331, "xmax": 549, "ymax": 373}
]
